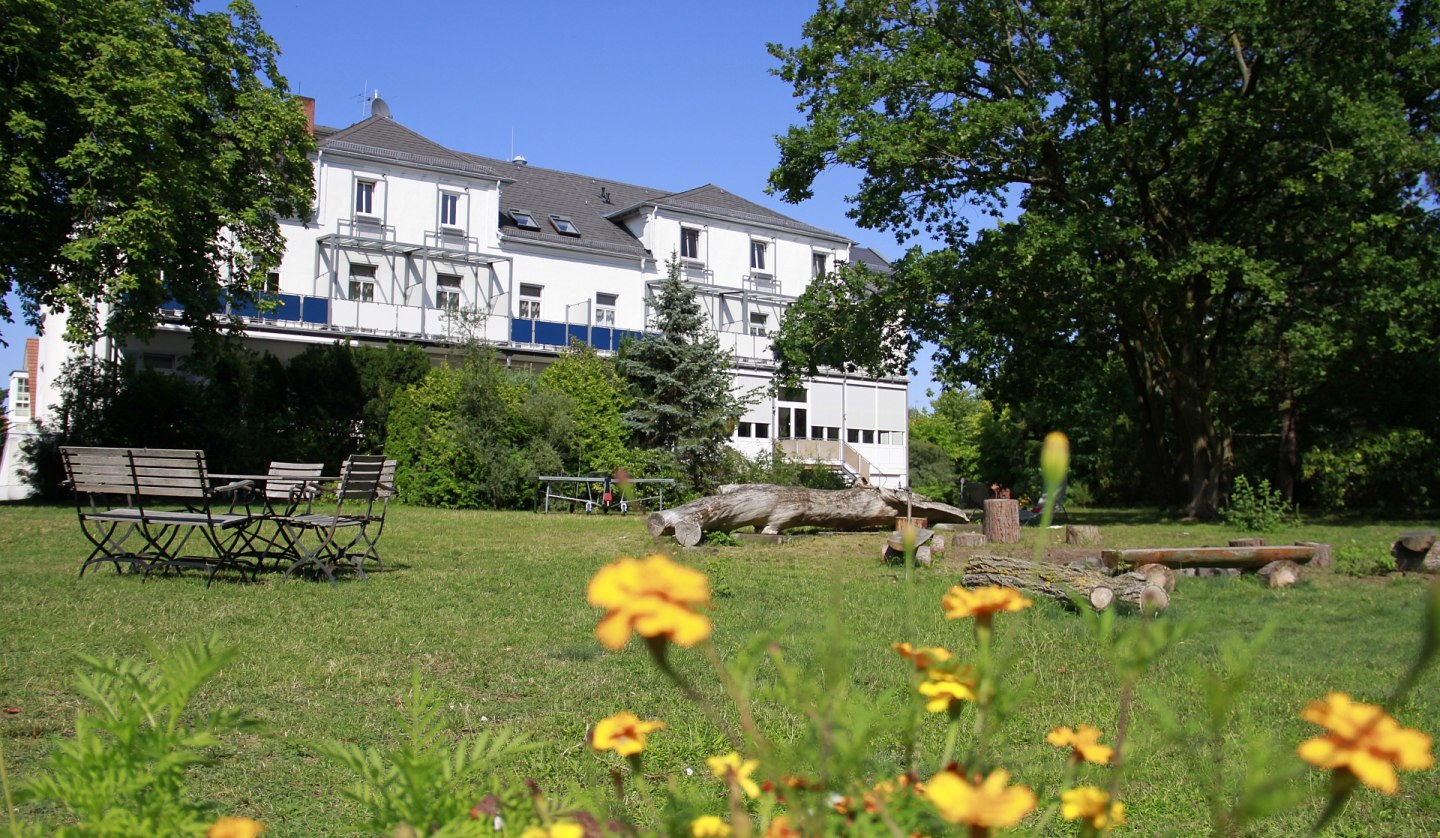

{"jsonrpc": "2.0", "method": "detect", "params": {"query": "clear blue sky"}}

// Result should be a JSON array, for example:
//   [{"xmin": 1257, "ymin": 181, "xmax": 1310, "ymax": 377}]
[{"xmin": 3, "ymin": 0, "xmax": 959, "ymax": 407}]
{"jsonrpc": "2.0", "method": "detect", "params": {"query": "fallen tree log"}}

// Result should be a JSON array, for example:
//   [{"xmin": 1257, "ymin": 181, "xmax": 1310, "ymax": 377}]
[
  {"xmin": 1101, "ymin": 545, "xmax": 1315, "ymax": 570},
  {"xmin": 647, "ymin": 484, "xmax": 970, "ymax": 547},
  {"xmin": 959, "ymin": 555, "xmax": 1169, "ymax": 614}
]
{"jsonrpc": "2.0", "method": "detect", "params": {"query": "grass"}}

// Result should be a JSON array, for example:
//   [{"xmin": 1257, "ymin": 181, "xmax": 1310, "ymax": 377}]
[{"xmin": 0, "ymin": 502, "xmax": 1436, "ymax": 836}]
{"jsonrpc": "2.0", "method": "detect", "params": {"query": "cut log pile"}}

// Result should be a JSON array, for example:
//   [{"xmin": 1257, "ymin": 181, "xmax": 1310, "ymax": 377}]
[{"xmin": 646, "ymin": 484, "xmax": 970, "ymax": 548}]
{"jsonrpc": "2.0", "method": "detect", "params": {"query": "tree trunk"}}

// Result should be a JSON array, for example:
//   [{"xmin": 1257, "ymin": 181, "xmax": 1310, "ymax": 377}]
[
  {"xmin": 959, "ymin": 555, "xmax": 1168, "ymax": 613},
  {"xmin": 1276, "ymin": 361, "xmax": 1299, "ymax": 501},
  {"xmin": 983, "ymin": 499, "xmax": 1020, "ymax": 544},
  {"xmin": 646, "ymin": 484, "xmax": 970, "ymax": 547}
]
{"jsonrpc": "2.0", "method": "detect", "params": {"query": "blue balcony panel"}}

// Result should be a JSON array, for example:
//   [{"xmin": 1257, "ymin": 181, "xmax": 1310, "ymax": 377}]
[
  {"xmin": 300, "ymin": 296, "xmax": 329, "ymax": 324},
  {"xmin": 511, "ymin": 318, "xmax": 534, "ymax": 343},
  {"xmin": 272, "ymin": 294, "xmax": 302, "ymax": 321}
]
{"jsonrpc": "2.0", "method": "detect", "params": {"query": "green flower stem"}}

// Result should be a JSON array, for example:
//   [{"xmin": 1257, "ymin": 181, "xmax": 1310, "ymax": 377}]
[
  {"xmin": 1308, "ymin": 768, "xmax": 1359, "ymax": 837},
  {"xmin": 0, "ymin": 737, "xmax": 16, "ymax": 838},
  {"xmin": 1032, "ymin": 758, "xmax": 1079, "ymax": 835},
  {"xmin": 939, "ymin": 715, "xmax": 963, "ymax": 772},
  {"xmin": 626, "ymin": 754, "xmax": 659, "ymax": 824},
  {"xmin": 1386, "ymin": 579, "xmax": 1439, "ymax": 712},
  {"xmin": 646, "ymin": 637, "xmax": 742, "ymax": 748},
  {"xmin": 701, "ymin": 641, "xmax": 768, "ymax": 753}
]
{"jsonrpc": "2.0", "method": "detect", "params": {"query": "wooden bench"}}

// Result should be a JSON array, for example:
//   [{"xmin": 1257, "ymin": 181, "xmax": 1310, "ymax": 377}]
[
  {"xmin": 1101, "ymin": 545, "xmax": 1316, "ymax": 571},
  {"xmin": 61, "ymin": 446, "xmax": 257, "ymax": 584}
]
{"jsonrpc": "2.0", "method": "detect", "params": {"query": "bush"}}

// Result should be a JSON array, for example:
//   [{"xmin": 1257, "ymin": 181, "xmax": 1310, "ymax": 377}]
[
  {"xmin": 1302, "ymin": 428, "xmax": 1440, "ymax": 513},
  {"xmin": 1224, "ymin": 475, "xmax": 1298, "ymax": 532},
  {"xmin": 1333, "ymin": 540, "xmax": 1397, "ymax": 577}
]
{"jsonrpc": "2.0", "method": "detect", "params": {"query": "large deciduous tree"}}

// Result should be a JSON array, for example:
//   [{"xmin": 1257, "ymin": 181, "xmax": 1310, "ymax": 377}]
[
  {"xmin": 769, "ymin": 0, "xmax": 1440, "ymax": 518},
  {"xmin": 0, "ymin": 0, "xmax": 315, "ymax": 347}
]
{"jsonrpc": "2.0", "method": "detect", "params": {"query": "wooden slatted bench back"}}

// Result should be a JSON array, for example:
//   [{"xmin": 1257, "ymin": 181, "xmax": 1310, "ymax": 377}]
[
  {"xmin": 128, "ymin": 449, "xmax": 210, "ymax": 498},
  {"xmin": 61, "ymin": 447, "xmax": 134, "ymax": 495}
]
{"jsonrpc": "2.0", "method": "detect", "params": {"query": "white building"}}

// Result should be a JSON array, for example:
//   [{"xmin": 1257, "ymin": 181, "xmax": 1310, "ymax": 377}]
[{"xmin": 0, "ymin": 98, "xmax": 909, "ymax": 497}]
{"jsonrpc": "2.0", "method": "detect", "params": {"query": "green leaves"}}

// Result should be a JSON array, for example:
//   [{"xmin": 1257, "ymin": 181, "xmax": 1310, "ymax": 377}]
[
  {"xmin": 19, "ymin": 634, "xmax": 253, "ymax": 838},
  {"xmin": 314, "ymin": 669, "xmax": 540, "ymax": 837},
  {"xmin": 0, "ymin": 0, "xmax": 315, "ymax": 346}
]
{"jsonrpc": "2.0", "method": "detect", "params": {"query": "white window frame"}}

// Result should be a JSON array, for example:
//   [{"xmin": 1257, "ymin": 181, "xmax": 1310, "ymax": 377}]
[
  {"xmin": 812, "ymin": 251, "xmax": 828, "ymax": 278},
  {"xmin": 519, "ymin": 283, "xmax": 543, "ymax": 320},
  {"xmin": 750, "ymin": 239, "xmax": 768, "ymax": 273},
  {"xmin": 680, "ymin": 227, "xmax": 702, "ymax": 262},
  {"xmin": 349, "ymin": 264, "xmax": 377, "ymax": 302},
  {"xmin": 13, "ymin": 375, "xmax": 30, "ymax": 413},
  {"xmin": 510, "ymin": 208, "xmax": 541, "ymax": 230},
  {"xmin": 354, "ymin": 179, "xmax": 377, "ymax": 217},
  {"xmin": 748, "ymin": 311, "xmax": 769, "ymax": 337},
  {"xmin": 595, "ymin": 292, "xmax": 617, "ymax": 327},
  {"xmin": 436, "ymin": 273, "xmax": 462, "ymax": 312},
  {"xmin": 439, "ymin": 191, "xmax": 462, "ymax": 230}
]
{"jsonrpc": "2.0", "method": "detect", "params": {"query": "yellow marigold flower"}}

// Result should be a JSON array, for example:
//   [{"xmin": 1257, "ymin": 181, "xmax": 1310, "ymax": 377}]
[
  {"xmin": 1061, "ymin": 786, "xmax": 1126, "ymax": 829},
  {"xmin": 917, "ymin": 668, "xmax": 977, "ymax": 713},
  {"xmin": 591, "ymin": 710, "xmax": 664, "ymax": 756},
  {"xmin": 941, "ymin": 585, "xmax": 1033, "ymax": 623},
  {"xmin": 924, "ymin": 768, "xmax": 1036, "ymax": 829},
  {"xmin": 207, "ymin": 817, "xmax": 266, "ymax": 838},
  {"xmin": 520, "ymin": 824, "xmax": 583, "ymax": 838},
  {"xmin": 1297, "ymin": 692, "xmax": 1434, "ymax": 794},
  {"xmin": 587, "ymin": 554, "xmax": 711, "ymax": 650},
  {"xmin": 892, "ymin": 641, "xmax": 952, "ymax": 670},
  {"xmin": 706, "ymin": 751, "xmax": 761, "ymax": 798},
  {"xmin": 691, "ymin": 816, "xmax": 732, "ymax": 838},
  {"xmin": 1046, "ymin": 724, "xmax": 1116, "ymax": 765},
  {"xmin": 762, "ymin": 815, "xmax": 802, "ymax": 837}
]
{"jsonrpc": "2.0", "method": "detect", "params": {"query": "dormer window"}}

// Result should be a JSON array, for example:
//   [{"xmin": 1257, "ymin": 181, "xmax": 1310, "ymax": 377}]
[
  {"xmin": 439, "ymin": 192, "xmax": 461, "ymax": 228},
  {"xmin": 549, "ymin": 214, "xmax": 580, "ymax": 236},
  {"xmin": 355, "ymin": 180, "xmax": 376, "ymax": 216},
  {"xmin": 510, "ymin": 209, "xmax": 540, "ymax": 230},
  {"xmin": 750, "ymin": 240, "xmax": 768, "ymax": 273}
]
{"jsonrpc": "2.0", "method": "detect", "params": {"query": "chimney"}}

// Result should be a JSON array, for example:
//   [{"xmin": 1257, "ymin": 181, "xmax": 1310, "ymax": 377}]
[
  {"xmin": 24, "ymin": 337, "xmax": 38, "ymax": 420},
  {"xmin": 299, "ymin": 95, "xmax": 315, "ymax": 136}
]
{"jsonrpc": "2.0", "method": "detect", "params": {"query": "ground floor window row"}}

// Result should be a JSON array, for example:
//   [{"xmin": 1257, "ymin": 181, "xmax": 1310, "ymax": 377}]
[{"xmin": 734, "ymin": 420, "xmax": 904, "ymax": 445}]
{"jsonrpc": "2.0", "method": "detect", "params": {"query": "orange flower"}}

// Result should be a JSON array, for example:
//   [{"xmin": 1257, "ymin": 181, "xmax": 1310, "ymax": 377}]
[
  {"xmin": 707, "ymin": 751, "xmax": 761, "ymax": 798},
  {"xmin": 587, "ymin": 554, "xmax": 711, "ymax": 650},
  {"xmin": 917, "ymin": 667, "xmax": 977, "ymax": 713},
  {"xmin": 762, "ymin": 815, "xmax": 802, "ymax": 837},
  {"xmin": 924, "ymin": 768, "xmax": 1035, "ymax": 829},
  {"xmin": 591, "ymin": 710, "xmax": 665, "ymax": 756},
  {"xmin": 1046, "ymin": 724, "xmax": 1115, "ymax": 765},
  {"xmin": 1297, "ymin": 692, "xmax": 1434, "ymax": 794},
  {"xmin": 1061, "ymin": 786, "xmax": 1125, "ymax": 829},
  {"xmin": 207, "ymin": 817, "xmax": 266, "ymax": 838},
  {"xmin": 941, "ymin": 586, "xmax": 1033, "ymax": 623},
  {"xmin": 892, "ymin": 642, "xmax": 952, "ymax": 670}
]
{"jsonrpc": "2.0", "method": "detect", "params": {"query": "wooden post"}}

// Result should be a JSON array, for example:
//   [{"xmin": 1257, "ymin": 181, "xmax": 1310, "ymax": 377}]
[
  {"xmin": 1066, "ymin": 525, "xmax": 1102, "ymax": 546},
  {"xmin": 1296, "ymin": 541, "xmax": 1332, "ymax": 569},
  {"xmin": 983, "ymin": 499, "xmax": 1021, "ymax": 544}
]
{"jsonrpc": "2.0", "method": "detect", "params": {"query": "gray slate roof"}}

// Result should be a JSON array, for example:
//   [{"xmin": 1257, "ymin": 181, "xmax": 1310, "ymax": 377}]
[
  {"xmin": 850, "ymin": 246, "xmax": 893, "ymax": 274},
  {"xmin": 313, "ymin": 114, "xmax": 880, "ymax": 263},
  {"xmin": 320, "ymin": 116, "xmax": 499, "ymax": 179}
]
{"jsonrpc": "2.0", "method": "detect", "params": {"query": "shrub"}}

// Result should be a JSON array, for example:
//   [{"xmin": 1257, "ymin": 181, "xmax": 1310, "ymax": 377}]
[
  {"xmin": 1302, "ymin": 428, "xmax": 1439, "ymax": 513},
  {"xmin": 1224, "ymin": 475, "xmax": 1298, "ymax": 532},
  {"xmin": 1333, "ymin": 540, "xmax": 1397, "ymax": 577}
]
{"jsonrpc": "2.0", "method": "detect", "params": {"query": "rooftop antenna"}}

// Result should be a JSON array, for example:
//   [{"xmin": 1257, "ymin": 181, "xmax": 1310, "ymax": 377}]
[{"xmin": 355, "ymin": 81, "xmax": 370, "ymax": 119}]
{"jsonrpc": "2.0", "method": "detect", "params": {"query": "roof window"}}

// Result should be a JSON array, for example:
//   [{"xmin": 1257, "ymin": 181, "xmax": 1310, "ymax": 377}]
[
  {"xmin": 549, "ymin": 214, "xmax": 581, "ymax": 236},
  {"xmin": 509, "ymin": 209, "xmax": 541, "ymax": 230}
]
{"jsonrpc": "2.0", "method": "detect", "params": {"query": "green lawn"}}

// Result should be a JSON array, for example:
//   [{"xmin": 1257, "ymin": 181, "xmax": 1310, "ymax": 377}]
[{"xmin": 0, "ymin": 503, "xmax": 1436, "ymax": 836}]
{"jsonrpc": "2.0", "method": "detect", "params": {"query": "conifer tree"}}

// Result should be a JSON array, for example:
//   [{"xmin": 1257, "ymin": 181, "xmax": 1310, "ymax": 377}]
[{"xmin": 618, "ymin": 255, "xmax": 746, "ymax": 494}]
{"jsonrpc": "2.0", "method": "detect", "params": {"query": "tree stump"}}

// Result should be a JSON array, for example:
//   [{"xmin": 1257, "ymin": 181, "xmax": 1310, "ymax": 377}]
[
  {"xmin": 959, "ymin": 554, "xmax": 1169, "ymax": 613},
  {"xmin": 952, "ymin": 533, "xmax": 988, "ymax": 548},
  {"xmin": 1066, "ymin": 525, "xmax": 1102, "ymax": 546},
  {"xmin": 1125, "ymin": 563, "xmax": 1176, "ymax": 593},
  {"xmin": 1229, "ymin": 537, "xmax": 1266, "ymax": 547},
  {"xmin": 1392, "ymin": 530, "xmax": 1437, "ymax": 572},
  {"xmin": 1257, "ymin": 559, "xmax": 1302, "ymax": 588},
  {"xmin": 983, "ymin": 499, "xmax": 1021, "ymax": 544},
  {"xmin": 1296, "ymin": 541, "xmax": 1333, "ymax": 569}
]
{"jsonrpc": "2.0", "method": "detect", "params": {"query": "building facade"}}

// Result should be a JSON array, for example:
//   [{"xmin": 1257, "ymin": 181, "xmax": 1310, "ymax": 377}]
[{"xmin": 0, "ymin": 98, "xmax": 909, "ymax": 497}]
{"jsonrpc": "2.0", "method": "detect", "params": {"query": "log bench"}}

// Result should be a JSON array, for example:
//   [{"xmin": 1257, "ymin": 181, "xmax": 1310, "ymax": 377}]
[{"xmin": 1101, "ymin": 545, "xmax": 1316, "ymax": 571}]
